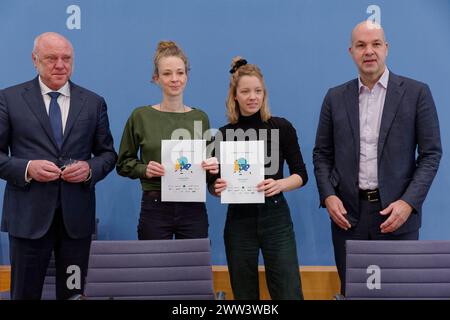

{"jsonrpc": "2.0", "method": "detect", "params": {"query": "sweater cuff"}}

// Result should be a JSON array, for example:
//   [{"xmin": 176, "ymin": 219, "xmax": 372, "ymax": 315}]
[{"xmin": 137, "ymin": 164, "xmax": 148, "ymax": 179}]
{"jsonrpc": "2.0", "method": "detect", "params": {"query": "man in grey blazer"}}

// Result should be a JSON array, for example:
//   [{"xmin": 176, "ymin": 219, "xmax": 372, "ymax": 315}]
[
  {"xmin": 313, "ymin": 21, "xmax": 442, "ymax": 294},
  {"xmin": 0, "ymin": 32, "xmax": 117, "ymax": 299}
]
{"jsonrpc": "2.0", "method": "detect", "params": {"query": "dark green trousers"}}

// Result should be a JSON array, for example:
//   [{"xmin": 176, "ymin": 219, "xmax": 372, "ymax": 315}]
[{"xmin": 224, "ymin": 193, "xmax": 303, "ymax": 300}]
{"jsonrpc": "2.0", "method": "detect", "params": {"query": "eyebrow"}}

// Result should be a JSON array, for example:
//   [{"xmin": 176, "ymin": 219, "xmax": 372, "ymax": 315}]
[
  {"xmin": 161, "ymin": 68, "xmax": 185, "ymax": 72},
  {"xmin": 238, "ymin": 86, "xmax": 263, "ymax": 90},
  {"xmin": 355, "ymin": 38, "xmax": 384, "ymax": 44}
]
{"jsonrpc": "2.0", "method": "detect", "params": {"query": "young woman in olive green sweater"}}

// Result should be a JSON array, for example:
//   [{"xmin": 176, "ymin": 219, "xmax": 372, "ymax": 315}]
[{"xmin": 117, "ymin": 41, "xmax": 218, "ymax": 240}]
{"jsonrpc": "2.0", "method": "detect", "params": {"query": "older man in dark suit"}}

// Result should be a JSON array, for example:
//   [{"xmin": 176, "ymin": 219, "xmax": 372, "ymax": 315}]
[
  {"xmin": 0, "ymin": 32, "xmax": 117, "ymax": 299},
  {"xmin": 313, "ymin": 21, "xmax": 442, "ymax": 294}
]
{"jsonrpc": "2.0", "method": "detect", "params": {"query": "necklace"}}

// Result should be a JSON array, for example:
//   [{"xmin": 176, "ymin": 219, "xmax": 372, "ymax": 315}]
[{"xmin": 159, "ymin": 103, "xmax": 186, "ymax": 113}]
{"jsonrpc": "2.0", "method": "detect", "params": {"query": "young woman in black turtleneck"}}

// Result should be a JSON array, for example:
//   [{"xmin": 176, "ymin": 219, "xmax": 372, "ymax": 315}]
[{"xmin": 209, "ymin": 57, "xmax": 308, "ymax": 300}]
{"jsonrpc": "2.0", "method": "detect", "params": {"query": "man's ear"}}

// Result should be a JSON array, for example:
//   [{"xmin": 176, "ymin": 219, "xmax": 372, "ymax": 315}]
[{"xmin": 32, "ymin": 52, "xmax": 38, "ymax": 68}]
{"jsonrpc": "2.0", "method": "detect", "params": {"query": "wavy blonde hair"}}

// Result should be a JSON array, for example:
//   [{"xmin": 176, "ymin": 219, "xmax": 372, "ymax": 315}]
[
  {"xmin": 152, "ymin": 40, "xmax": 189, "ymax": 81},
  {"xmin": 226, "ymin": 56, "xmax": 271, "ymax": 124}
]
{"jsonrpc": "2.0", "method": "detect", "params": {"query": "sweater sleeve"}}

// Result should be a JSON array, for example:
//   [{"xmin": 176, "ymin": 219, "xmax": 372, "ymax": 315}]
[
  {"xmin": 116, "ymin": 113, "xmax": 147, "ymax": 179},
  {"xmin": 280, "ymin": 118, "xmax": 308, "ymax": 186}
]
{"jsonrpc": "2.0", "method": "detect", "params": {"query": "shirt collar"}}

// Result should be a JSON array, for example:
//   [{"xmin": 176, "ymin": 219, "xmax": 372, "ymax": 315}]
[
  {"xmin": 38, "ymin": 76, "xmax": 71, "ymax": 97},
  {"xmin": 358, "ymin": 67, "xmax": 389, "ymax": 92}
]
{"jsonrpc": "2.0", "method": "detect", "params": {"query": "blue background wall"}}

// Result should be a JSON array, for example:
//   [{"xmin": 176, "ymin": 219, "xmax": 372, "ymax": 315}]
[{"xmin": 1, "ymin": 0, "xmax": 449, "ymax": 265}]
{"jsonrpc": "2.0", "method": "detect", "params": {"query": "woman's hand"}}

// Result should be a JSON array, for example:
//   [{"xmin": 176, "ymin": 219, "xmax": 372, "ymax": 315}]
[
  {"xmin": 257, "ymin": 178, "xmax": 285, "ymax": 197},
  {"xmin": 213, "ymin": 178, "xmax": 227, "ymax": 196},
  {"xmin": 202, "ymin": 157, "xmax": 219, "ymax": 174},
  {"xmin": 146, "ymin": 161, "xmax": 165, "ymax": 178}
]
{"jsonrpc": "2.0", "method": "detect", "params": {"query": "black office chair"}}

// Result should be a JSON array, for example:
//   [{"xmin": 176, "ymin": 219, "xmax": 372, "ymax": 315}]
[{"xmin": 344, "ymin": 240, "xmax": 450, "ymax": 299}]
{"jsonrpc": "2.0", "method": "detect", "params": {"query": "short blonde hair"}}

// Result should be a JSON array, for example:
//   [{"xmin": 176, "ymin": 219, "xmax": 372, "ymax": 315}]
[
  {"xmin": 226, "ymin": 56, "xmax": 271, "ymax": 124},
  {"xmin": 152, "ymin": 40, "xmax": 189, "ymax": 81}
]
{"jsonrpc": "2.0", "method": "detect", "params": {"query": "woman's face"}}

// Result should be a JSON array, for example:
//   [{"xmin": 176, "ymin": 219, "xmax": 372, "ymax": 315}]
[
  {"xmin": 235, "ymin": 75, "xmax": 264, "ymax": 116},
  {"xmin": 154, "ymin": 56, "xmax": 187, "ymax": 97}
]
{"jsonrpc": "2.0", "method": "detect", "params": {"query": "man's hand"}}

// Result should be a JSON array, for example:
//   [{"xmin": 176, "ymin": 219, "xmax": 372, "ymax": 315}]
[
  {"xmin": 27, "ymin": 160, "xmax": 61, "ymax": 182},
  {"xmin": 257, "ymin": 178, "xmax": 284, "ymax": 197},
  {"xmin": 61, "ymin": 161, "xmax": 91, "ymax": 183},
  {"xmin": 202, "ymin": 157, "xmax": 219, "ymax": 174},
  {"xmin": 380, "ymin": 200, "xmax": 413, "ymax": 233},
  {"xmin": 213, "ymin": 178, "xmax": 227, "ymax": 197},
  {"xmin": 325, "ymin": 195, "xmax": 351, "ymax": 230},
  {"xmin": 145, "ymin": 161, "xmax": 165, "ymax": 178}
]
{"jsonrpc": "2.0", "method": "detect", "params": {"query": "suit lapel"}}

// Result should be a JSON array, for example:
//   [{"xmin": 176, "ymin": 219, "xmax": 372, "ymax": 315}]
[
  {"xmin": 62, "ymin": 82, "xmax": 86, "ymax": 147},
  {"xmin": 22, "ymin": 77, "xmax": 60, "ymax": 149},
  {"xmin": 344, "ymin": 79, "xmax": 360, "ymax": 164},
  {"xmin": 377, "ymin": 72, "xmax": 405, "ymax": 160}
]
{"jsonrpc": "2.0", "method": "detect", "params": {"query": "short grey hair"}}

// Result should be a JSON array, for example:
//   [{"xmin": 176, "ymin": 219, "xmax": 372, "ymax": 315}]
[{"xmin": 32, "ymin": 32, "xmax": 74, "ymax": 55}]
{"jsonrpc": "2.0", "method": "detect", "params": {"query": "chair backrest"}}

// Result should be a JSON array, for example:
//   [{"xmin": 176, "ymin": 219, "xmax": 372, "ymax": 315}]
[
  {"xmin": 84, "ymin": 238, "xmax": 214, "ymax": 300},
  {"xmin": 345, "ymin": 240, "xmax": 450, "ymax": 300}
]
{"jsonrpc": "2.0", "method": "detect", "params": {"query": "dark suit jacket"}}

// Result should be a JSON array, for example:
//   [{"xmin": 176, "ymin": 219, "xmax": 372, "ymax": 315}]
[
  {"xmin": 313, "ymin": 71, "xmax": 442, "ymax": 234},
  {"xmin": 0, "ymin": 77, "xmax": 117, "ymax": 239}
]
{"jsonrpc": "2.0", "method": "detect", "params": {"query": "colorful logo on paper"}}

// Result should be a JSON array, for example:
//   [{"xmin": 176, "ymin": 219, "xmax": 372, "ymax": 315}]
[
  {"xmin": 175, "ymin": 156, "xmax": 192, "ymax": 172},
  {"xmin": 234, "ymin": 158, "xmax": 250, "ymax": 173}
]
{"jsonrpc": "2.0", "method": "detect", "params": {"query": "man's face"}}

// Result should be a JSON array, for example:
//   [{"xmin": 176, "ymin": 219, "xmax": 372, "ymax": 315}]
[
  {"xmin": 349, "ymin": 23, "xmax": 388, "ymax": 79},
  {"xmin": 32, "ymin": 36, "xmax": 73, "ymax": 90}
]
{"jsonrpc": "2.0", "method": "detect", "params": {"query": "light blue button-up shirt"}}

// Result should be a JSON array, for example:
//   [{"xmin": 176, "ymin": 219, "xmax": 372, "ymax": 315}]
[{"xmin": 358, "ymin": 68, "xmax": 389, "ymax": 190}]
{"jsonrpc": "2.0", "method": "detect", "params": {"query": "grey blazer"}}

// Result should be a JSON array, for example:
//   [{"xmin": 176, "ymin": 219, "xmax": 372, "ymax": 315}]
[{"xmin": 313, "ymin": 71, "xmax": 442, "ymax": 234}]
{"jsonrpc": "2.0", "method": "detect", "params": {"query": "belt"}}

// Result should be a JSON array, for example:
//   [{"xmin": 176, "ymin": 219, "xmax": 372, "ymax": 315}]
[
  {"xmin": 359, "ymin": 189, "xmax": 380, "ymax": 202},
  {"xmin": 143, "ymin": 190, "xmax": 161, "ymax": 197}
]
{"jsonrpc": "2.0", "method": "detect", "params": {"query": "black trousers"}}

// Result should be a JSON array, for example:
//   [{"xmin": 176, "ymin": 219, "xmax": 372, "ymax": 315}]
[
  {"xmin": 224, "ymin": 193, "xmax": 303, "ymax": 300},
  {"xmin": 9, "ymin": 209, "xmax": 91, "ymax": 300},
  {"xmin": 331, "ymin": 198, "xmax": 419, "ymax": 295},
  {"xmin": 138, "ymin": 191, "xmax": 209, "ymax": 240}
]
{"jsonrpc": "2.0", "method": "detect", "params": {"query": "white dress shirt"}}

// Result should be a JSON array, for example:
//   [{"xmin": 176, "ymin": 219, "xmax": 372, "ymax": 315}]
[
  {"xmin": 358, "ymin": 68, "xmax": 389, "ymax": 190},
  {"xmin": 38, "ymin": 76, "xmax": 71, "ymax": 133}
]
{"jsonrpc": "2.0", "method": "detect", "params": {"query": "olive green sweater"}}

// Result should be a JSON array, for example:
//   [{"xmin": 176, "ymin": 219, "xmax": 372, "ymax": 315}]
[{"xmin": 116, "ymin": 106, "xmax": 210, "ymax": 191}]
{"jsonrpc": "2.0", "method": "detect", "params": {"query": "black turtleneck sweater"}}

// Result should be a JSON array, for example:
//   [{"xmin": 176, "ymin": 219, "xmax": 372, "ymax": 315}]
[{"xmin": 211, "ymin": 111, "xmax": 308, "ymax": 185}]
